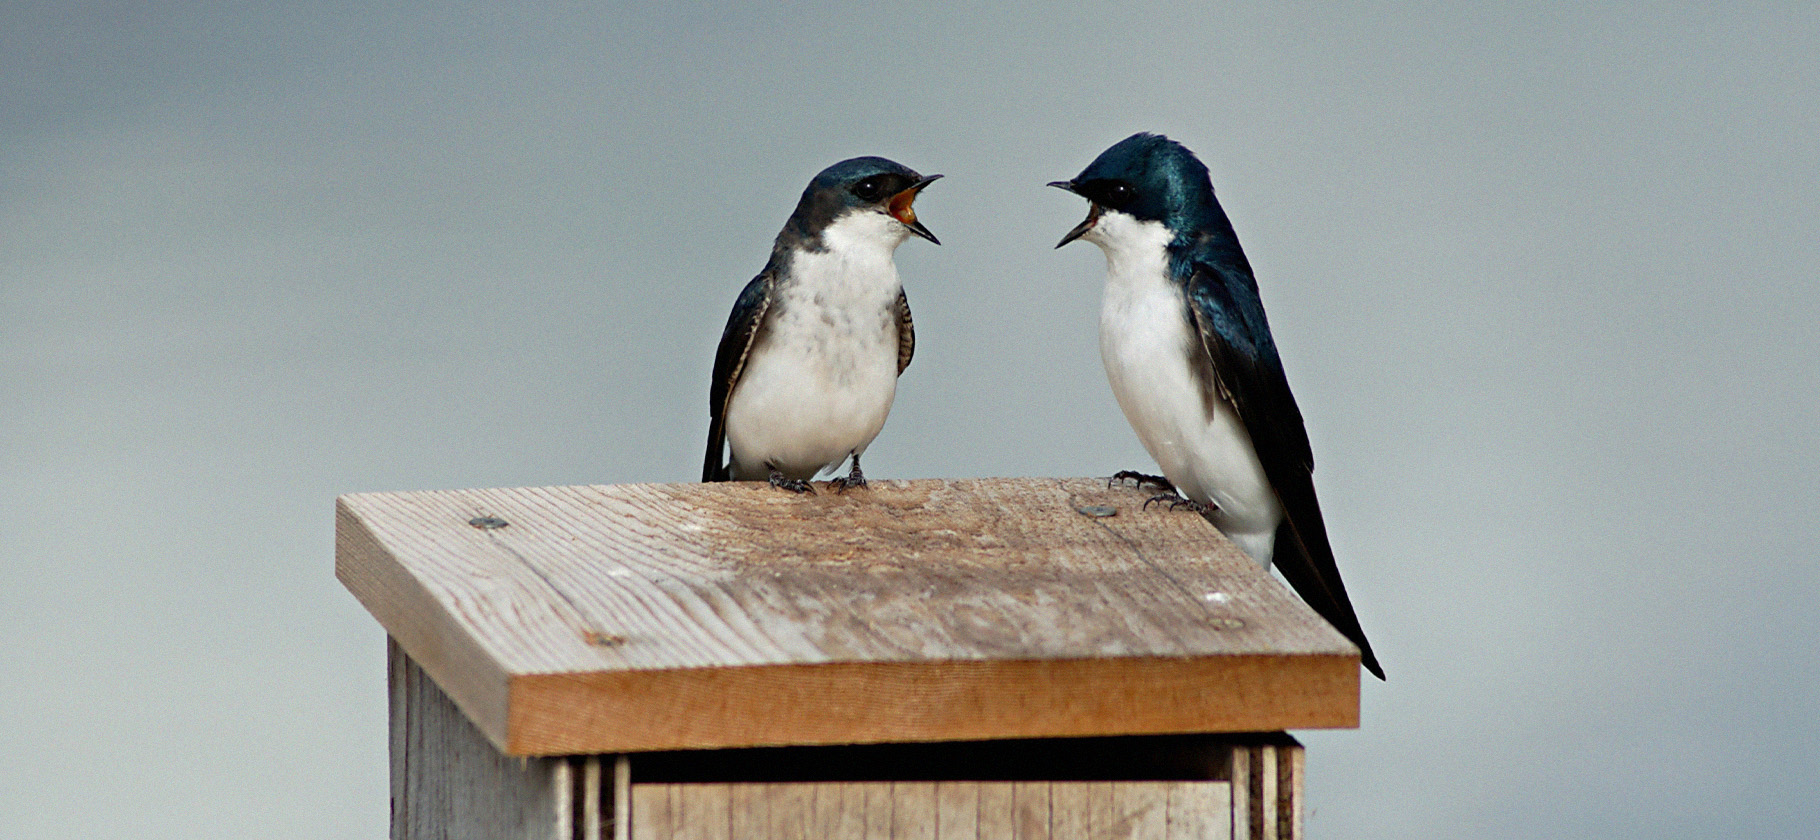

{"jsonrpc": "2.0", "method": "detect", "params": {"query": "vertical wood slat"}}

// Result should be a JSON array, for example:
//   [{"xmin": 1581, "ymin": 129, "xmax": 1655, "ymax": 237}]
[
  {"xmin": 936, "ymin": 781, "xmax": 977, "ymax": 840},
  {"xmin": 727, "ymin": 784, "xmax": 765, "ymax": 840},
  {"xmin": 1049, "ymin": 782, "xmax": 1091, "ymax": 839},
  {"xmin": 582, "ymin": 757, "xmax": 602, "ymax": 840},
  {"xmin": 1228, "ymin": 744, "xmax": 1250, "ymax": 840},
  {"xmin": 1012, "ymin": 782, "xmax": 1051, "ymax": 840},
  {"xmin": 894, "ymin": 782, "xmax": 938, "ymax": 840},
  {"xmin": 390, "ymin": 637, "xmax": 587, "ymax": 840},
  {"xmin": 1254, "ymin": 745, "xmax": 1277, "ymax": 840},
  {"xmin": 613, "ymin": 756, "xmax": 632, "ymax": 840},
  {"xmin": 977, "ymin": 782, "xmax": 1014, "ymax": 839},
  {"xmin": 1279, "ymin": 745, "xmax": 1304, "ymax": 840}
]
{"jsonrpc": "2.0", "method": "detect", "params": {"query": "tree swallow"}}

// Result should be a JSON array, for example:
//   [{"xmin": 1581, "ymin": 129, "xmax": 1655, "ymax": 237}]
[
  {"xmin": 702, "ymin": 156, "xmax": 941, "ymax": 493},
  {"xmin": 1051, "ymin": 133, "xmax": 1383, "ymax": 679}
]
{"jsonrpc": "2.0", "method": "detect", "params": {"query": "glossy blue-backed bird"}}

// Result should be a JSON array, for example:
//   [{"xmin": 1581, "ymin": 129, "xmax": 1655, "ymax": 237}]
[
  {"xmin": 703, "ymin": 157, "xmax": 942, "ymax": 492},
  {"xmin": 1051, "ymin": 133, "xmax": 1383, "ymax": 679}
]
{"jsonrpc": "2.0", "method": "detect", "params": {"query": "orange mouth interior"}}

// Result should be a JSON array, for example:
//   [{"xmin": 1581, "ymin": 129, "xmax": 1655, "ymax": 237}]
[{"xmin": 889, "ymin": 190, "xmax": 920, "ymax": 225}]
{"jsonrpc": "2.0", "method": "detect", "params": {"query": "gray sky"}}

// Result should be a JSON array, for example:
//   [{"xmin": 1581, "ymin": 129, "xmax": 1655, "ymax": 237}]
[{"xmin": 5, "ymin": 3, "xmax": 1818, "ymax": 837}]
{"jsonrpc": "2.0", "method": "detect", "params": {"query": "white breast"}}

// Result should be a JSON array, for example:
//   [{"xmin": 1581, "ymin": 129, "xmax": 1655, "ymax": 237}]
[
  {"xmin": 1087, "ymin": 211, "xmax": 1282, "ymax": 565},
  {"xmin": 725, "ymin": 211, "xmax": 907, "ymax": 480}
]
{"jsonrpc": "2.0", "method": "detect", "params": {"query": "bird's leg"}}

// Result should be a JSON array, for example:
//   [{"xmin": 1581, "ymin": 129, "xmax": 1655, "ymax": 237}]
[
  {"xmin": 828, "ymin": 453, "xmax": 868, "ymax": 492},
  {"xmin": 1110, "ymin": 470, "xmax": 1175, "ymax": 492},
  {"xmin": 766, "ymin": 465, "xmax": 815, "ymax": 494}
]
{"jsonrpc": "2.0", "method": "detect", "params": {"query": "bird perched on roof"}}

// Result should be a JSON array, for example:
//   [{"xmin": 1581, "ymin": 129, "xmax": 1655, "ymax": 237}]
[
  {"xmin": 703, "ymin": 157, "xmax": 942, "ymax": 492},
  {"xmin": 1051, "ymin": 133, "xmax": 1383, "ymax": 679}
]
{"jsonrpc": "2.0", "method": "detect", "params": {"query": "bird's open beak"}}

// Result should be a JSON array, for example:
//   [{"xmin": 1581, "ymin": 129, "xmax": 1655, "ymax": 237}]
[
  {"xmin": 1048, "ymin": 180, "xmax": 1098, "ymax": 248},
  {"xmin": 889, "ymin": 174, "xmax": 943, "ymax": 245}
]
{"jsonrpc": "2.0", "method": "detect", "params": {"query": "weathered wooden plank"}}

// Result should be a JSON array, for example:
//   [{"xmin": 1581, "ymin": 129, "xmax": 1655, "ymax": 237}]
[
  {"xmin": 1012, "ymin": 782, "xmax": 1051, "ymax": 840},
  {"xmin": 857, "ymin": 783, "xmax": 894, "ymax": 839},
  {"xmin": 389, "ymin": 639, "xmax": 570, "ymax": 840},
  {"xmin": 1278, "ymin": 744, "xmax": 1304, "ymax": 840},
  {"xmin": 809, "ymin": 783, "xmax": 861, "ymax": 840},
  {"xmin": 1166, "ymin": 781, "xmax": 1231, "ymax": 840},
  {"xmin": 674, "ymin": 783, "xmax": 729, "ymax": 840},
  {"xmin": 613, "ymin": 755, "xmax": 631, "ymax": 840},
  {"xmin": 512, "ymin": 654, "xmax": 1349, "ymax": 755},
  {"xmin": 762, "ymin": 784, "xmax": 810, "ymax": 839},
  {"xmin": 1087, "ymin": 781, "xmax": 1115, "ymax": 839},
  {"xmin": 1112, "ymin": 782, "xmax": 1169, "ymax": 839},
  {"xmin": 1050, "ymin": 783, "xmax": 1091, "ymax": 839},
  {"xmin": 937, "ymin": 780, "xmax": 980, "ymax": 840},
  {"xmin": 629, "ymin": 784, "xmax": 668, "ymax": 840},
  {"xmin": 727, "ymin": 783, "xmax": 765, "ymax": 840},
  {"xmin": 553, "ymin": 761, "xmax": 573, "ymax": 839},
  {"xmin": 616, "ymin": 780, "xmax": 1237, "ymax": 839},
  {"xmin": 893, "ymin": 782, "xmax": 938, "ymax": 840},
  {"xmin": 343, "ymin": 479, "xmax": 1359, "ymax": 755},
  {"xmin": 1227, "ymin": 741, "xmax": 1250, "ymax": 840},
  {"xmin": 977, "ymin": 783, "xmax": 1015, "ymax": 839},
  {"xmin": 581, "ymin": 756, "xmax": 603, "ymax": 840}
]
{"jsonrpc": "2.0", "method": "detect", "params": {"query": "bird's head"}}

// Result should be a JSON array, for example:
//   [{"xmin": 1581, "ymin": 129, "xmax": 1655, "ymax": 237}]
[
  {"xmin": 1048, "ymin": 132, "xmax": 1216, "ymax": 249},
  {"xmin": 790, "ymin": 156, "xmax": 943, "ymax": 247}
]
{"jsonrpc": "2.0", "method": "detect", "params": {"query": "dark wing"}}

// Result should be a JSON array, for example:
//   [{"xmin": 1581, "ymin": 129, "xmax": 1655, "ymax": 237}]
[
  {"xmin": 702, "ymin": 272, "xmax": 772, "ymax": 482},
  {"xmin": 1183, "ymin": 259, "xmax": 1384, "ymax": 679},
  {"xmin": 894, "ymin": 288, "xmax": 914, "ymax": 375}
]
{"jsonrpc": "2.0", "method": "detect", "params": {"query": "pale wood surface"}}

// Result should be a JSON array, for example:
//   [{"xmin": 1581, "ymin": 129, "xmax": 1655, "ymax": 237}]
[
  {"xmin": 614, "ymin": 755, "xmax": 632, "ymax": 840},
  {"xmin": 1226, "ymin": 745, "xmax": 1248, "ymax": 839},
  {"xmin": 343, "ymin": 478, "xmax": 1358, "ymax": 755},
  {"xmin": 389, "ymin": 638, "xmax": 572, "ymax": 840},
  {"xmin": 629, "ymin": 781, "xmax": 1232, "ymax": 840}
]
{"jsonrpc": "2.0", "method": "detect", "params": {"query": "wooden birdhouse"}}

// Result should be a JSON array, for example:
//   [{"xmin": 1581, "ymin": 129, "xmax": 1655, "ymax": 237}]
[{"xmin": 336, "ymin": 478, "xmax": 1361, "ymax": 839}]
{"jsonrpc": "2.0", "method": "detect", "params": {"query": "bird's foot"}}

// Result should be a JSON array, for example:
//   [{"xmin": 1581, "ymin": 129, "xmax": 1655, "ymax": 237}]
[
  {"xmin": 1141, "ymin": 493, "xmax": 1215, "ymax": 514},
  {"xmin": 828, "ymin": 454, "xmax": 868, "ymax": 492},
  {"xmin": 828, "ymin": 468, "xmax": 867, "ymax": 492},
  {"xmin": 767, "ymin": 468, "xmax": 816, "ymax": 494},
  {"xmin": 1110, "ymin": 470, "xmax": 1175, "ymax": 492}
]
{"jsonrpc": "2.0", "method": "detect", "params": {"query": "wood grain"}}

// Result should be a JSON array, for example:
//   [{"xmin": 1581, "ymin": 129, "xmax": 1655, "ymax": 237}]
[
  {"xmin": 389, "ymin": 638, "xmax": 572, "ymax": 840},
  {"xmin": 1228, "ymin": 745, "xmax": 1249, "ymax": 840},
  {"xmin": 623, "ymin": 780, "xmax": 1234, "ymax": 840},
  {"xmin": 342, "ymin": 478, "xmax": 1359, "ymax": 755}
]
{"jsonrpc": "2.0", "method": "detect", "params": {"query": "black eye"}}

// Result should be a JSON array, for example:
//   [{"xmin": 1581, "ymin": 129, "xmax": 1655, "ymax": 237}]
[
  {"xmin": 852, "ymin": 177, "xmax": 887, "ymax": 202},
  {"xmin": 1095, "ymin": 181, "xmax": 1136, "ymax": 209}
]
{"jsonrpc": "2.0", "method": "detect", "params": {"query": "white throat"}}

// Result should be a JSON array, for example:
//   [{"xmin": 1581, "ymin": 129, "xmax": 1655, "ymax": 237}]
[
  {"xmin": 1083, "ymin": 210, "xmax": 1175, "ymax": 285},
  {"xmin": 818, "ymin": 208, "xmax": 913, "ymax": 259}
]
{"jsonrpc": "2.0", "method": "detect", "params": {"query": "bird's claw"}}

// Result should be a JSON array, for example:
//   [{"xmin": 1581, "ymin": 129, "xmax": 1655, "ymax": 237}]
[
  {"xmin": 767, "ymin": 468, "xmax": 816, "ymax": 494},
  {"xmin": 829, "ymin": 455, "xmax": 867, "ymax": 493},
  {"xmin": 1141, "ymin": 492, "xmax": 1215, "ymax": 514},
  {"xmin": 1110, "ymin": 470, "xmax": 1175, "ymax": 492}
]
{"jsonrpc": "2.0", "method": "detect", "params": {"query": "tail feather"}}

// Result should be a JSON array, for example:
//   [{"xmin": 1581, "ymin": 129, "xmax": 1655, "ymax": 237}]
[
  {"xmin": 702, "ymin": 417, "xmax": 731, "ymax": 482},
  {"xmin": 1272, "ymin": 517, "xmax": 1385, "ymax": 680}
]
